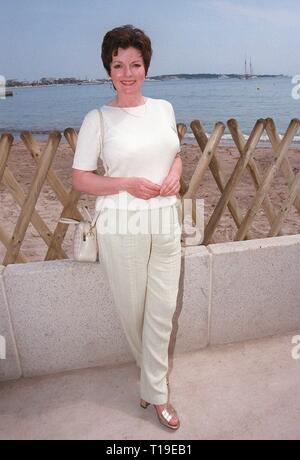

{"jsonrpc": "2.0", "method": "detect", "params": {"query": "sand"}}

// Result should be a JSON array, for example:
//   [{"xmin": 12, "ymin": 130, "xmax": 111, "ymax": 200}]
[{"xmin": 0, "ymin": 140, "xmax": 299, "ymax": 263}]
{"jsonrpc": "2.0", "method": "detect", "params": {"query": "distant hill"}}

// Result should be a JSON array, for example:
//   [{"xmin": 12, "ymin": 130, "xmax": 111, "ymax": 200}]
[
  {"xmin": 148, "ymin": 73, "xmax": 286, "ymax": 81},
  {"xmin": 6, "ymin": 73, "xmax": 288, "ymax": 87}
]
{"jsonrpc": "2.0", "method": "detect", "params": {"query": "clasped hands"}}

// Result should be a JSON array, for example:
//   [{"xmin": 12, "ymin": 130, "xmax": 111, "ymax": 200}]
[{"xmin": 127, "ymin": 173, "xmax": 181, "ymax": 200}]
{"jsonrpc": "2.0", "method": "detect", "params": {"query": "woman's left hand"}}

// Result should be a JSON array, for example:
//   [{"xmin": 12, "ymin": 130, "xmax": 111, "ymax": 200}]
[{"xmin": 159, "ymin": 173, "xmax": 181, "ymax": 196}]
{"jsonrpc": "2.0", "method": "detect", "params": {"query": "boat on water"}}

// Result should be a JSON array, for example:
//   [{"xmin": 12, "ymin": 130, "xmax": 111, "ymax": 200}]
[{"xmin": 240, "ymin": 56, "xmax": 257, "ymax": 80}]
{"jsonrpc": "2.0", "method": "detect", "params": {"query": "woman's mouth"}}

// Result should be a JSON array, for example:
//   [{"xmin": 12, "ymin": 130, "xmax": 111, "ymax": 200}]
[{"xmin": 121, "ymin": 81, "xmax": 136, "ymax": 86}]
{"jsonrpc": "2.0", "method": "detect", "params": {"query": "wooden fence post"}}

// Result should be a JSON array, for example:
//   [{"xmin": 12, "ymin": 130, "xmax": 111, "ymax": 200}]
[
  {"xmin": 183, "ymin": 122, "xmax": 225, "ymax": 239},
  {"xmin": 235, "ymin": 118, "xmax": 300, "ymax": 241},
  {"xmin": 0, "ymin": 134, "xmax": 26, "ymax": 263},
  {"xmin": 228, "ymin": 118, "xmax": 284, "ymax": 237},
  {"xmin": 191, "ymin": 119, "xmax": 252, "ymax": 240},
  {"xmin": 45, "ymin": 128, "xmax": 82, "ymax": 260},
  {"xmin": 204, "ymin": 119, "xmax": 266, "ymax": 245},
  {"xmin": 265, "ymin": 118, "xmax": 300, "ymax": 213},
  {"xmin": 3, "ymin": 132, "xmax": 61, "ymax": 265}
]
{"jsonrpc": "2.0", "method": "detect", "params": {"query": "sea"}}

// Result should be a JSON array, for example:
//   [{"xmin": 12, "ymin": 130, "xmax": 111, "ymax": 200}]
[{"xmin": 0, "ymin": 76, "xmax": 299, "ymax": 145}]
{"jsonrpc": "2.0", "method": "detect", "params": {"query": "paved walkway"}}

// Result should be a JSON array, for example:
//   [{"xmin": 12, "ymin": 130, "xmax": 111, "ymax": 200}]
[{"xmin": 1, "ymin": 331, "xmax": 300, "ymax": 440}]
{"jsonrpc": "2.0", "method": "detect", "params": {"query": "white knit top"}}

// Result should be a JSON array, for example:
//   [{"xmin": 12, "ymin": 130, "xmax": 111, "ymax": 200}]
[{"xmin": 72, "ymin": 97, "xmax": 180, "ymax": 210}]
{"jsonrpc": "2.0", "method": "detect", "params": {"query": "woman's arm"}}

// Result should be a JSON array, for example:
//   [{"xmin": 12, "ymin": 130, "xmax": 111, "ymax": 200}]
[
  {"xmin": 72, "ymin": 169, "xmax": 161, "ymax": 200},
  {"xmin": 160, "ymin": 153, "xmax": 182, "ymax": 196},
  {"xmin": 168, "ymin": 152, "xmax": 182, "ymax": 179},
  {"xmin": 72, "ymin": 169, "xmax": 128, "ymax": 196}
]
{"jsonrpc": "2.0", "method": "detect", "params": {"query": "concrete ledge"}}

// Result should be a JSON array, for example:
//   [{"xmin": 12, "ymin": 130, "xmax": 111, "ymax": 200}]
[
  {"xmin": 170, "ymin": 246, "xmax": 210, "ymax": 354},
  {"xmin": 0, "ymin": 234, "xmax": 300, "ymax": 382},
  {"xmin": 3, "ymin": 260, "xmax": 132, "ymax": 378},
  {"xmin": 0, "ymin": 266, "xmax": 21, "ymax": 381},
  {"xmin": 208, "ymin": 235, "xmax": 300, "ymax": 345}
]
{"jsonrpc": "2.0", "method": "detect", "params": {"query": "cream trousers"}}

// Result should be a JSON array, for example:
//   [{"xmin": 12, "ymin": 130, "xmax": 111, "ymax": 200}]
[{"xmin": 96, "ymin": 203, "xmax": 182, "ymax": 405}]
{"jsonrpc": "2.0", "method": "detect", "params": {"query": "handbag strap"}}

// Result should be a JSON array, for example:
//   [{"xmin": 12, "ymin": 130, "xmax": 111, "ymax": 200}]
[
  {"xmin": 91, "ymin": 208, "xmax": 102, "ymax": 228},
  {"xmin": 60, "ymin": 109, "xmax": 106, "ymax": 229},
  {"xmin": 90, "ymin": 109, "xmax": 106, "ymax": 228},
  {"xmin": 97, "ymin": 108, "xmax": 108, "ymax": 173}
]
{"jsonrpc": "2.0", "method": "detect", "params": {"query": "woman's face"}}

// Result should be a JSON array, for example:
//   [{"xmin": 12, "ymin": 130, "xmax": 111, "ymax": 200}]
[{"xmin": 109, "ymin": 46, "xmax": 146, "ymax": 95}]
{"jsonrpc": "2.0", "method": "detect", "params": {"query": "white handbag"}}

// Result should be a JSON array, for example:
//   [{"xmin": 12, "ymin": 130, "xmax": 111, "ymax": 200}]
[
  {"xmin": 59, "ymin": 109, "xmax": 105, "ymax": 262},
  {"xmin": 60, "ymin": 207, "xmax": 102, "ymax": 262}
]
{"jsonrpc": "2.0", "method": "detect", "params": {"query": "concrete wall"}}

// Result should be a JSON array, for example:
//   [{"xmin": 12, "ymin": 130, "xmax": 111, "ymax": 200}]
[{"xmin": 1, "ymin": 234, "xmax": 300, "ymax": 382}]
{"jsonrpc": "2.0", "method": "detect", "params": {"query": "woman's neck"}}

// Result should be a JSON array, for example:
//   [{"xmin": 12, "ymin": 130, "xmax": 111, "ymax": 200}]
[{"xmin": 112, "ymin": 94, "xmax": 146, "ymax": 107}]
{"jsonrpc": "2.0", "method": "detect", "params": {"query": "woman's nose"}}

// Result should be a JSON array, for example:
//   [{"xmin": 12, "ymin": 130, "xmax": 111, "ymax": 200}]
[{"xmin": 123, "ymin": 66, "xmax": 133, "ymax": 77}]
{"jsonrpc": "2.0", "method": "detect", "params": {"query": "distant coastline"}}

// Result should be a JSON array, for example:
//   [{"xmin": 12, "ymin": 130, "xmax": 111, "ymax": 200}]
[{"xmin": 6, "ymin": 73, "xmax": 289, "ymax": 88}]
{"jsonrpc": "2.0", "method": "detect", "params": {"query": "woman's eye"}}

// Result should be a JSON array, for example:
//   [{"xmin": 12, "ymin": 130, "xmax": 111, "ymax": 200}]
[{"xmin": 113, "ymin": 63, "xmax": 141, "ymax": 69}]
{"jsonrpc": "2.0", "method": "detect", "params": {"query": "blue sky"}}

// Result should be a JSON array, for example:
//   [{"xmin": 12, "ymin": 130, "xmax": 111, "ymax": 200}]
[{"xmin": 0, "ymin": 0, "xmax": 299, "ymax": 80}]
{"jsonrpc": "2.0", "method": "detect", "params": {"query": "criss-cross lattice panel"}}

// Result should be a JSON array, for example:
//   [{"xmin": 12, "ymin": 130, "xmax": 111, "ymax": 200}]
[
  {"xmin": 0, "ymin": 130, "xmax": 86, "ymax": 265},
  {"xmin": 0, "ymin": 123, "xmax": 187, "ymax": 265},
  {"xmin": 179, "ymin": 118, "xmax": 300, "ymax": 245}
]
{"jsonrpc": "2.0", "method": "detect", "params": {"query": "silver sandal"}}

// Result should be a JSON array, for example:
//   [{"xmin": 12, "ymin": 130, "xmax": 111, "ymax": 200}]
[{"xmin": 140, "ymin": 399, "xmax": 180, "ymax": 430}]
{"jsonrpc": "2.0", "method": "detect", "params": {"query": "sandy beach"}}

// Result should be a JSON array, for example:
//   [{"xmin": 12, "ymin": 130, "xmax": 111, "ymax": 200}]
[{"xmin": 0, "ymin": 140, "xmax": 299, "ymax": 263}]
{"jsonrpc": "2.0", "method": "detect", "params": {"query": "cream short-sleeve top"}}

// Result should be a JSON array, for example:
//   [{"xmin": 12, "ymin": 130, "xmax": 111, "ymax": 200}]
[{"xmin": 72, "ymin": 97, "xmax": 181, "ymax": 210}]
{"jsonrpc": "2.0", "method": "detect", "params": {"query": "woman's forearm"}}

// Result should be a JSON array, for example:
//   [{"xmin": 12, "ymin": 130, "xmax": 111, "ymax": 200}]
[
  {"xmin": 168, "ymin": 153, "xmax": 182, "ymax": 179},
  {"xmin": 72, "ymin": 170, "xmax": 130, "ymax": 196}
]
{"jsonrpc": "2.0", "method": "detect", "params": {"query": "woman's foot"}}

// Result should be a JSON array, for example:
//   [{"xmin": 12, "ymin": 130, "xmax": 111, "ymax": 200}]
[
  {"xmin": 140, "ymin": 399, "xmax": 180, "ymax": 430},
  {"xmin": 154, "ymin": 403, "xmax": 180, "ymax": 429}
]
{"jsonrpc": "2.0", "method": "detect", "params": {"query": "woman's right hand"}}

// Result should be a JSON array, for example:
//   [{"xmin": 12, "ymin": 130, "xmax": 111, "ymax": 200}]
[{"xmin": 125, "ymin": 177, "xmax": 161, "ymax": 200}]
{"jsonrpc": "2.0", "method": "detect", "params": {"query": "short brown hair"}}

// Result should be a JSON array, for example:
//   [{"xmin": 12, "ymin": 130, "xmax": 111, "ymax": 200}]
[{"xmin": 101, "ymin": 25, "xmax": 152, "ymax": 77}]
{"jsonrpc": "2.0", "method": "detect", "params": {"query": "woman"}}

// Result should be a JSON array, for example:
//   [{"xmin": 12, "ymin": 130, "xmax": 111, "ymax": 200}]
[{"xmin": 72, "ymin": 25, "xmax": 182, "ymax": 430}]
